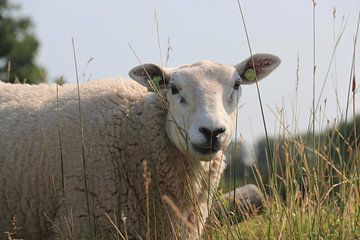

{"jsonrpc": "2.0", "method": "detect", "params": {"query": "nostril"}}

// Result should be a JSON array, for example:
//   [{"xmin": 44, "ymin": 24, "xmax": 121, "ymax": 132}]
[
  {"xmin": 196, "ymin": 127, "xmax": 226, "ymax": 153},
  {"xmin": 199, "ymin": 127, "xmax": 226, "ymax": 139},
  {"xmin": 199, "ymin": 127, "xmax": 212, "ymax": 138},
  {"xmin": 213, "ymin": 127, "xmax": 226, "ymax": 136}
]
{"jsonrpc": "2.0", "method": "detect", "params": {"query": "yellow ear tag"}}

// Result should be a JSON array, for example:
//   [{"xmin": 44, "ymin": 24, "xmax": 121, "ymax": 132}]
[
  {"xmin": 148, "ymin": 76, "xmax": 162, "ymax": 92},
  {"xmin": 244, "ymin": 68, "xmax": 256, "ymax": 81}
]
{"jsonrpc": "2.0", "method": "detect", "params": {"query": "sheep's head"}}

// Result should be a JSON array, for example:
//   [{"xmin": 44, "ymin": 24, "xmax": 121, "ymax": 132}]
[{"xmin": 129, "ymin": 54, "xmax": 280, "ymax": 161}]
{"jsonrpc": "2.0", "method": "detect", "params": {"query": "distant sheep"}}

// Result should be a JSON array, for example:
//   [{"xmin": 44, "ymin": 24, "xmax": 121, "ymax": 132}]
[{"xmin": 0, "ymin": 54, "xmax": 280, "ymax": 239}]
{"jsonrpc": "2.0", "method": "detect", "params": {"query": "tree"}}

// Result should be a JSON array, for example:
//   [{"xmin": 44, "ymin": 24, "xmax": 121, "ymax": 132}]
[{"xmin": 0, "ymin": 0, "xmax": 46, "ymax": 84}]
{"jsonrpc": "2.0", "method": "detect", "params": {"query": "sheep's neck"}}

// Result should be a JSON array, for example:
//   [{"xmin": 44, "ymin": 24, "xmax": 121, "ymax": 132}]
[{"xmin": 162, "ymin": 145, "xmax": 226, "ymax": 238}]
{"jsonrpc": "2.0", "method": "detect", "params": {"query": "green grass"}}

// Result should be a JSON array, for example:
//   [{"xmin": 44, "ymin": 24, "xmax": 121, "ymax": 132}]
[{"xmin": 205, "ymin": 199, "xmax": 360, "ymax": 239}]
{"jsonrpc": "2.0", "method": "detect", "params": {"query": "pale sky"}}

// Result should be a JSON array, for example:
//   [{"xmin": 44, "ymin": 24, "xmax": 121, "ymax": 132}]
[{"xmin": 15, "ymin": 0, "xmax": 360, "ymax": 142}]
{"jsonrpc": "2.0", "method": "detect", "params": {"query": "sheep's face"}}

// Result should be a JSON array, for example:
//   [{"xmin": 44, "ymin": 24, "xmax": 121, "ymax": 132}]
[
  {"xmin": 129, "ymin": 54, "xmax": 280, "ymax": 161},
  {"xmin": 164, "ymin": 62, "xmax": 240, "ymax": 161}
]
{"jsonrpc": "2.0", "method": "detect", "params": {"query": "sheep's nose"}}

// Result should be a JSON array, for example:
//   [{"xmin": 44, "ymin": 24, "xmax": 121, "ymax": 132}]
[{"xmin": 199, "ymin": 127, "xmax": 226, "ymax": 142}]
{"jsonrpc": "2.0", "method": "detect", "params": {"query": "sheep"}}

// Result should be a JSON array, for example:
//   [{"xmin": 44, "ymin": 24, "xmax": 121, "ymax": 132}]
[{"xmin": 0, "ymin": 53, "xmax": 280, "ymax": 240}]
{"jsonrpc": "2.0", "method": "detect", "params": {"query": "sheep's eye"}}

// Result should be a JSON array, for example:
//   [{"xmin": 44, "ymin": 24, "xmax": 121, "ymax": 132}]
[
  {"xmin": 233, "ymin": 80, "xmax": 241, "ymax": 90},
  {"xmin": 180, "ymin": 96, "xmax": 187, "ymax": 104},
  {"xmin": 170, "ymin": 84, "xmax": 179, "ymax": 95}
]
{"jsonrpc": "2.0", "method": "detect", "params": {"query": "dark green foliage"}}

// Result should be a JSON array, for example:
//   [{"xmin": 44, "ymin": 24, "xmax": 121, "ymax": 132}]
[
  {"xmin": 223, "ymin": 115, "xmax": 359, "ymax": 199},
  {"xmin": 0, "ymin": 0, "xmax": 46, "ymax": 84},
  {"xmin": 255, "ymin": 115, "xmax": 360, "ymax": 198}
]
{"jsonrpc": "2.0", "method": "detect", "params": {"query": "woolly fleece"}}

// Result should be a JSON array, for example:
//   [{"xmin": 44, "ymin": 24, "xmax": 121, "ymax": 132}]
[{"xmin": 0, "ymin": 79, "xmax": 225, "ymax": 239}]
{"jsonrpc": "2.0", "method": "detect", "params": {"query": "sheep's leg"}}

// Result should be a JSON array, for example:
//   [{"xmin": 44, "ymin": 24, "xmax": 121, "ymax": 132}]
[{"xmin": 210, "ymin": 184, "xmax": 264, "ymax": 225}]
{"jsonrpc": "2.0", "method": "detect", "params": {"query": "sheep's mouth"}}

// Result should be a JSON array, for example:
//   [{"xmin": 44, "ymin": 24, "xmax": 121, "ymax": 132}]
[{"xmin": 191, "ymin": 142, "xmax": 222, "ymax": 155}]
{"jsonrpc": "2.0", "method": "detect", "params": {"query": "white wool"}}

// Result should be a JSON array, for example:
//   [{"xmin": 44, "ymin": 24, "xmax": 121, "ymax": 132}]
[
  {"xmin": 0, "ymin": 79, "xmax": 224, "ymax": 239},
  {"xmin": 0, "ymin": 54, "xmax": 280, "ymax": 239}
]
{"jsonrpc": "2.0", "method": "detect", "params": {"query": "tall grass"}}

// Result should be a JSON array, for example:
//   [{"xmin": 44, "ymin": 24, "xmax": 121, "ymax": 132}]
[{"xmin": 72, "ymin": 38, "xmax": 94, "ymax": 238}]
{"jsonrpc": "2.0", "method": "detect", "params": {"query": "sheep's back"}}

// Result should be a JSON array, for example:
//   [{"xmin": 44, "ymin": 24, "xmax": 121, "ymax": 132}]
[{"xmin": 0, "ymin": 79, "xmax": 149, "ymax": 239}]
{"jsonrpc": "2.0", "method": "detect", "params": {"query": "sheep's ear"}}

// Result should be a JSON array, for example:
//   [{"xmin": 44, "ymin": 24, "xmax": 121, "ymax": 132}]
[
  {"xmin": 235, "ymin": 54, "xmax": 281, "ymax": 85},
  {"xmin": 129, "ymin": 63, "xmax": 172, "ymax": 91}
]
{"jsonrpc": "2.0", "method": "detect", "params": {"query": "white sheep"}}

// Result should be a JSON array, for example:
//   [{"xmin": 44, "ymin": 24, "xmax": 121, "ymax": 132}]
[{"xmin": 0, "ymin": 54, "xmax": 280, "ymax": 240}]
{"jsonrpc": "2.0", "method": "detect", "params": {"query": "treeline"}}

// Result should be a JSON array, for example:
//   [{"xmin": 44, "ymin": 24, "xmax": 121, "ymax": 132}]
[
  {"xmin": 0, "ymin": 0, "xmax": 46, "ymax": 84},
  {"xmin": 222, "ymin": 115, "xmax": 360, "ymax": 198}
]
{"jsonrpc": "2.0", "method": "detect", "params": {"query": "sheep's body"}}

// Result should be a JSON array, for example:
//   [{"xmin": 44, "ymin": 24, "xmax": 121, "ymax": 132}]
[
  {"xmin": 0, "ymin": 54, "xmax": 280, "ymax": 239},
  {"xmin": 0, "ymin": 79, "xmax": 224, "ymax": 239}
]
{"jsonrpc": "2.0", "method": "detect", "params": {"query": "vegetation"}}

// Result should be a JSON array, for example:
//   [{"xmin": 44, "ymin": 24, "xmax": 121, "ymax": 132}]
[
  {"xmin": 223, "ymin": 114, "xmax": 359, "ymax": 194},
  {"xmin": 210, "ymin": 114, "xmax": 360, "ymax": 239},
  {"xmin": 0, "ymin": 0, "xmax": 46, "ymax": 84}
]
